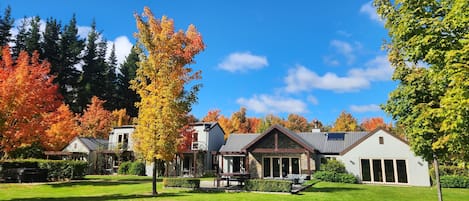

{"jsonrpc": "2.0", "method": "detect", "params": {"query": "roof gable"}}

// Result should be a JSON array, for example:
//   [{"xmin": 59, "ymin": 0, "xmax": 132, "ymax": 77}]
[
  {"xmin": 340, "ymin": 127, "xmax": 408, "ymax": 155},
  {"xmin": 241, "ymin": 125, "xmax": 315, "ymax": 153}
]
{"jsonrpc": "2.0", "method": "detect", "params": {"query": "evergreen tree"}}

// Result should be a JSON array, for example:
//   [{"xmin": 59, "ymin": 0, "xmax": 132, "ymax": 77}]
[
  {"xmin": 117, "ymin": 46, "xmax": 140, "ymax": 117},
  {"xmin": 25, "ymin": 16, "xmax": 41, "ymax": 54},
  {"xmin": 59, "ymin": 15, "xmax": 84, "ymax": 113},
  {"xmin": 78, "ymin": 20, "xmax": 107, "ymax": 112},
  {"xmin": 0, "ymin": 6, "xmax": 14, "ymax": 47},
  {"xmin": 41, "ymin": 17, "xmax": 61, "ymax": 71},
  {"xmin": 13, "ymin": 18, "xmax": 28, "ymax": 57},
  {"xmin": 103, "ymin": 43, "xmax": 119, "ymax": 111}
]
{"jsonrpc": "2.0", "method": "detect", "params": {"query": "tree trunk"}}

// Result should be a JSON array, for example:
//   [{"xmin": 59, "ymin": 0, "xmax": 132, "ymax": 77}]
[
  {"xmin": 152, "ymin": 157, "xmax": 158, "ymax": 196},
  {"xmin": 433, "ymin": 153, "xmax": 443, "ymax": 201}
]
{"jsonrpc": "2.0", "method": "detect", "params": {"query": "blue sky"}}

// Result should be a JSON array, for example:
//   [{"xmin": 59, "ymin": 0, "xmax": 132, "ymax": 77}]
[{"xmin": 1, "ymin": 0, "xmax": 395, "ymax": 125}]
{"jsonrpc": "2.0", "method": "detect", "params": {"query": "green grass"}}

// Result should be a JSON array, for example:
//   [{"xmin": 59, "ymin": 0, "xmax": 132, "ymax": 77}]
[{"xmin": 0, "ymin": 175, "xmax": 468, "ymax": 201}]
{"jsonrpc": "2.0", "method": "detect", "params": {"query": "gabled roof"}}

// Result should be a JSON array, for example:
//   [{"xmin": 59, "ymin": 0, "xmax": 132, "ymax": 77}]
[
  {"xmin": 298, "ymin": 131, "xmax": 368, "ymax": 154},
  {"xmin": 77, "ymin": 137, "xmax": 109, "ymax": 151},
  {"xmin": 340, "ymin": 127, "xmax": 408, "ymax": 155},
  {"xmin": 241, "ymin": 125, "xmax": 315, "ymax": 153},
  {"xmin": 219, "ymin": 134, "xmax": 258, "ymax": 153}
]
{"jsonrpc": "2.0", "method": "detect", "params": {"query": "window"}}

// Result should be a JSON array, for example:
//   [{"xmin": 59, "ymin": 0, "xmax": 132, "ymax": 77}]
[
  {"xmin": 361, "ymin": 159, "xmax": 371, "ymax": 181},
  {"xmin": 74, "ymin": 143, "xmax": 77, "ymax": 149},
  {"xmin": 263, "ymin": 157, "xmax": 300, "ymax": 178},
  {"xmin": 372, "ymin": 159, "xmax": 383, "ymax": 182},
  {"xmin": 379, "ymin": 136, "xmax": 384, "ymax": 144},
  {"xmin": 361, "ymin": 159, "xmax": 408, "ymax": 184},
  {"xmin": 233, "ymin": 157, "xmax": 241, "ymax": 173},
  {"xmin": 397, "ymin": 160, "xmax": 408, "ymax": 183},
  {"xmin": 263, "ymin": 158, "xmax": 271, "ymax": 177},
  {"xmin": 384, "ymin": 160, "xmax": 395, "ymax": 182}
]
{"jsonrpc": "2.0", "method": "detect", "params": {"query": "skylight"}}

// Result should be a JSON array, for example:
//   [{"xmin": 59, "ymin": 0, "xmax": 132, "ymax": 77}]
[{"xmin": 327, "ymin": 133, "xmax": 345, "ymax": 141}]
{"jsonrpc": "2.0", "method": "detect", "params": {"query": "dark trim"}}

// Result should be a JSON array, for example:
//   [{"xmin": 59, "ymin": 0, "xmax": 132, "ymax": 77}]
[
  {"xmin": 219, "ymin": 151, "xmax": 246, "ymax": 155},
  {"xmin": 340, "ymin": 128, "xmax": 409, "ymax": 155},
  {"xmin": 251, "ymin": 148, "xmax": 306, "ymax": 153},
  {"xmin": 241, "ymin": 125, "xmax": 315, "ymax": 153}
]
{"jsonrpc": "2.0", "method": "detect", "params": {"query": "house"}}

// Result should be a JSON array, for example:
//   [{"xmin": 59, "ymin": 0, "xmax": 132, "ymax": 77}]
[
  {"xmin": 166, "ymin": 122, "xmax": 225, "ymax": 177},
  {"xmin": 62, "ymin": 137, "xmax": 109, "ymax": 174},
  {"xmin": 218, "ymin": 125, "xmax": 430, "ymax": 186},
  {"xmin": 107, "ymin": 125, "xmax": 136, "ymax": 172}
]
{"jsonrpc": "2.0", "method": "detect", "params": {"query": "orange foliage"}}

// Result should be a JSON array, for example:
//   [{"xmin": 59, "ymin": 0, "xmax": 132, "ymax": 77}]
[
  {"xmin": 178, "ymin": 125, "xmax": 195, "ymax": 152},
  {"xmin": 0, "ymin": 47, "xmax": 61, "ymax": 155},
  {"xmin": 111, "ymin": 108, "xmax": 132, "ymax": 127},
  {"xmin": 79, "ymin": 96, "xmax": 112, "ymax": 139},
  {"xmin": 43, "ymin": 104, "xmax": 79, "ymax": 151},
  {"xmin": 361, "ymin": 117, "xmax": 389, "ymax": 131},
  {"xmin": 201, "ymin": 109, "xmax": 221, "ymax": 122}
]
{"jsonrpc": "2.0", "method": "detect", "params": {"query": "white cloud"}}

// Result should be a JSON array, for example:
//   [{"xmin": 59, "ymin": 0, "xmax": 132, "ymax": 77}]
[
  {"xmin": 237, "ymin": 94, "xmax": 307, "ymax": 114},
  {"xmin": 330, "ymin": 40, "xmax": 355, "ymax": 65},
  {"xmin": 350, "ymin": 104, "xmax": 381, "ymax": 113},
  {"xmin": 348, "ymin": 55, "xmax": 392, "ymax": 81},
  {"xmin": 336, "ymin": 30, "xmax": 352, "ymax": 38},
  {"xmin": 360, "ymin": 1, "xmax": 383, "ymax": 23},
  {"xmin": 77, "ymin": 25, "xmax": 92, "ymax": 39},
  {"xmin": 307, "ymin": 95, "xmax": 319, "ymax": 105},
  {"xmin": 284, "ymin": 65, "xmax": 369, "ymax": 93},
  {"xmin": 107, "ymin": 36, "xmax": 133, "ymax": 65},
  {"xmin": 218, "ymin": 52, "xmax": 268, "ymax": 73},
  {"xmin": 323, "ymin": 56, "xmax": 340, "ymax": 66}
]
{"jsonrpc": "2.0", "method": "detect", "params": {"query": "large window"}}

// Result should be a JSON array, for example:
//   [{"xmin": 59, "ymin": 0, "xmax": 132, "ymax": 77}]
[
  {"xmin": 263, "ymin": 157, "xmax": 300, "ymax": 178},
  {"xmin": 361, "ymin": 159, "xmax": 407, "ymax": 184}
]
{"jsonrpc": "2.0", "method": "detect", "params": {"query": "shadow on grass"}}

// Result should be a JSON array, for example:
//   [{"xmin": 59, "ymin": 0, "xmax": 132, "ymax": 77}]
[
  {"xmin": 47, "ymin": 180, "xmax": 151, "ymax": 188},
  {"xmin": 9, "ymin": 192, "xmax": 184, "ymax": 201}
]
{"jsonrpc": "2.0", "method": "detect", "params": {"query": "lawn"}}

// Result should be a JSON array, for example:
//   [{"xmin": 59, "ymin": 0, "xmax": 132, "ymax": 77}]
[{"xmin": 0, "ymin": 175, "xmax": 468, "ymax": 201}]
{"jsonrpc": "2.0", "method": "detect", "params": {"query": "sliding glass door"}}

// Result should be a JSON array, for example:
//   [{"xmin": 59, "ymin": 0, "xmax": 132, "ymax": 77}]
[
  {"xmin": 263, "ymin": 157, "xmax": 301, "ymax": 178},
  {"xmin": 360, "ymin": 159, "xmax": 408, "ymax": 184}
]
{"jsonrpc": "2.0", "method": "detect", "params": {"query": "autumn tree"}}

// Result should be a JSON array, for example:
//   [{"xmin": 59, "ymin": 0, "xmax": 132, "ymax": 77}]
[
  {"xmin": 202, "ymin": 109, "xmax": 221, "ymax": 122},
  {"xmin": 360, "ymin": 117, "xmax": 389, "ymax": 131},
  {"xmin": 42, "ymin": 104, "xmax": 79, "ymax": 151},
  {"xmin": 0, "ymin": 47, "xmax": 61, "ymax": 157},
  {"xmin": 79, "ymin": 96, "xmax": 112, "ymax": 139},
  {"xmin": 330, "ymin": 111, "xmax": 359, "ymax": 132},
  {"xmin": 218, "ymin": 115, "xmax": 234, "ymax": 140},
  {"xmin": 110, "ymin": 108, "xmax": 132, "ymax": 127},
  {"xmin": 375, "ymin": 0, "xmax": 469, "ymax": 200},
  {"xmin": 285, "ymin": 113, "xmax": 310, "ymax": 132},
  {"xmin": 131, "ymin": 7, "xmax": 205, "ymax": 196},
  {"xmin": 257, "ymin": 114, "xmax": 286, "ymax": 133}
]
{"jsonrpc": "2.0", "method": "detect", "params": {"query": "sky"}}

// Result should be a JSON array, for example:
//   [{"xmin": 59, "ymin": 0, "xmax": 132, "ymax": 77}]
[{"xmin": 1, "ymin": 0, "xmax": 395, "ymax": 125}]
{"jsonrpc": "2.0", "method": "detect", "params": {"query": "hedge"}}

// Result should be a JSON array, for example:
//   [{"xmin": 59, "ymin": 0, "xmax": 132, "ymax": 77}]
[
  {"xmin": 163, "ymin": 178, "xmax": 200, "ymax": 188},
  {"xmin": 313, "ymin": 171, "xmax": 357, "ymax": 183},
  {"xmin": 440, "ymin": 175, "xmax": 469, "ymax": 188},
  {"xmin": 245, "ymin": 179, "xmax": 292, "ymax": 193},
  {"xmin": 430, "ymin": 165, "xmax": 469, "ymax": 185},
  {"xmin": 0, "ymin": 159, "xmax": 87, "ymax": 181}
]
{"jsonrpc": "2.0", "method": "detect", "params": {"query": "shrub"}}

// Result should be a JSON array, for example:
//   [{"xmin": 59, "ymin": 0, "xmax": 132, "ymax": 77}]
[
  {"xmin": 313, "ymin": 171, "xmax": 357, "ymax": 183},
  {"xmin": 163, "ymin": 178, "xmax": 200, "ymax": 188},
  {"xmin": 128, "ymin": 161, "xmax": 145, "ymax": 176},
  {"xmin": 245, "ymin": 179, "xmax": 292, "ymax": 193},
  {"xmin": 0, "ymin": 159, "xmax": 87, "ymax": 181},
  {"xmin": 440, "ymin": 175, "xmax": 469, "ymax": 188},
  {"xmin": 430, "ymin": 165, "xmax": 469, "ymax": 185},
  {"xmin": 321, "ymin": 159, "xmax": 346, "ymax": 173},
  {"xmin": 118, "ymin": 162, "xmax": 131, "ymax": 175}
]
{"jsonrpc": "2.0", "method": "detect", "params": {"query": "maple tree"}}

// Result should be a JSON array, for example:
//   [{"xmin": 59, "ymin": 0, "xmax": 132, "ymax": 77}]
[
  {"xmin": 330, "ymin": 111, "xmax": 360, "ymax": 132},
  {"xmin": 0, "ymin": 47, "xmax": 61, "ymax": 157},
  {"xmin": 285, "ymin": 113, "xmax": 310, "ymax": 132},
  {"xmin": 360, "ymin": 117, "xmax": 390, "ymax": 132},
  {"xmin": 111, "ymin": 108, "xmax": 132, "ymax": 127},
  {"xmin": 202, "ymin": 109, "xmax": 221, "ymax": 122},
  {"xmin": 42, "ymin": 104, "xmax": 80, "ymax": 151},
  {"xmin": 79, "ymin": 96, "xmax": 112, "ymax": 139},
  {"xmin": 131, "ymin": 7, "xmax": 205, "ymax": 196}
]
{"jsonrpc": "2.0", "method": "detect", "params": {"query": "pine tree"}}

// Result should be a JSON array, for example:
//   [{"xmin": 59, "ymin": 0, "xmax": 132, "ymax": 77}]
[
  {"xmin": 103, "ymin": 43, "xmax": 118, "ymax": 111},
  {"xmin": 59, "ymin": 15, "xmax": 84, "ymax": 113},
  {"xmin": 41, "ymin": 18, "xmax": 61, "ymax": 73},
  {"xmin": 0, "ymin": 6, "xmax": 14, "ymax": 47},
  {"xmin": 25, "ymin": 16, "xmax": 41, "ymax": 54},
  {"xmin": 117, "ymin": 46, "xmax": 140, "ymax": 117},
  {"xmin": 13, "ymin": 18, "xmax": 28, "ymax": 58}
]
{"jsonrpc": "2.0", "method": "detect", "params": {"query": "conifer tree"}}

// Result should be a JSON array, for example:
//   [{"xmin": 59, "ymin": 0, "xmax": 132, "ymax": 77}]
[
  {"xmin": 0, "ymin": 6, "xmax": 14, "ymax": 47},
  {"xmin": 117, "ymin": 46, "xmax": 140, "ymax": 117}
]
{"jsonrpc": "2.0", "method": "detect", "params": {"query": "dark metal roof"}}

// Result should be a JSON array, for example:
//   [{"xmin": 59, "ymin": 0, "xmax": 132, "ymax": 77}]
[
  {"xmin": 219, "ymin": 134, "xmax": 258, "ymax": 153},
  {"xmin": 78, "ymin": 137, "xmax": 109, "ymax": 151},
  {"xmin": 220, "ymin": 125, "xmax": 370, "ymax": 154}
]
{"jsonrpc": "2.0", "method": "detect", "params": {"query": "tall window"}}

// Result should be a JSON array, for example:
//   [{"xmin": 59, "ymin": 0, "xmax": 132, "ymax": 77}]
[
  {"xmin": 263, "ymin": 157, "xmax": 300, "ymax": 178},
  {"xmin": 361, "ymin": 159, "xmax": 408, "ymax": 184},
  {"xmin": 263, "ymin": 158, "xmax": 271, "ymax": 177}
]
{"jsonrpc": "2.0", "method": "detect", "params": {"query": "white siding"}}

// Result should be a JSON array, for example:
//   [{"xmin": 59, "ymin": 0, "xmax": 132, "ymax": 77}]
[
  {"xmin": 339, "ymin": 130, "xmax": 430, "ymax": 186},
  {"xmin": 63, "ymin": 138, "xmax": 90, "ymax": 154},
  {"xmin": 109, "ymin": 126, "xmax": 135, "ymax": 151}
]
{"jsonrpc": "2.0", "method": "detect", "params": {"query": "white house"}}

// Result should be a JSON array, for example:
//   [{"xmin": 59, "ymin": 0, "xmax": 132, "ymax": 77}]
[
  {"xmin": 62, "ymin": 137, "xmax": 109, "ymax": 174},
  {"xmin": 108, "ymin": 125, "xmax": 135, "ymax": 152},
  {"xmin": 218, "ymin": 125, "xmax": 430, "ymax": 186}
]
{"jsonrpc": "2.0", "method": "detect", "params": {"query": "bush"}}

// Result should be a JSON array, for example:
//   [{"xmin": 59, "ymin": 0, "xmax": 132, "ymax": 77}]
[
  {"xmin": 313, "ymin": 171, "xmax": 357, "ymax": 183},
  {"xmin": 321, "ymin": 159, "xmax": 346, "ymax": 173},
  {"xmin": 0, "ymin": 159, "xmax": 87, "ymax": 181},
  {"xmin": 163, "ymin": 178, "xmax": 200, "ymax": 188},
  {"xmin": 430, "ymin": 165, "xmax": 469, "ymax": 185},
  {"xmin": 245, "ymin": 179, "xmax": 292, "ymax": 192},
  {"xmin": 118, "ymin": 162, "xmax": 131, "ymax": 175},
  {"xmin": 128, "ymin": 161, "xmax": 145, "ymax": 176},
  {"xmin": 440, "ymin": 175, "xmax": 469, "ymax": 188}
]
